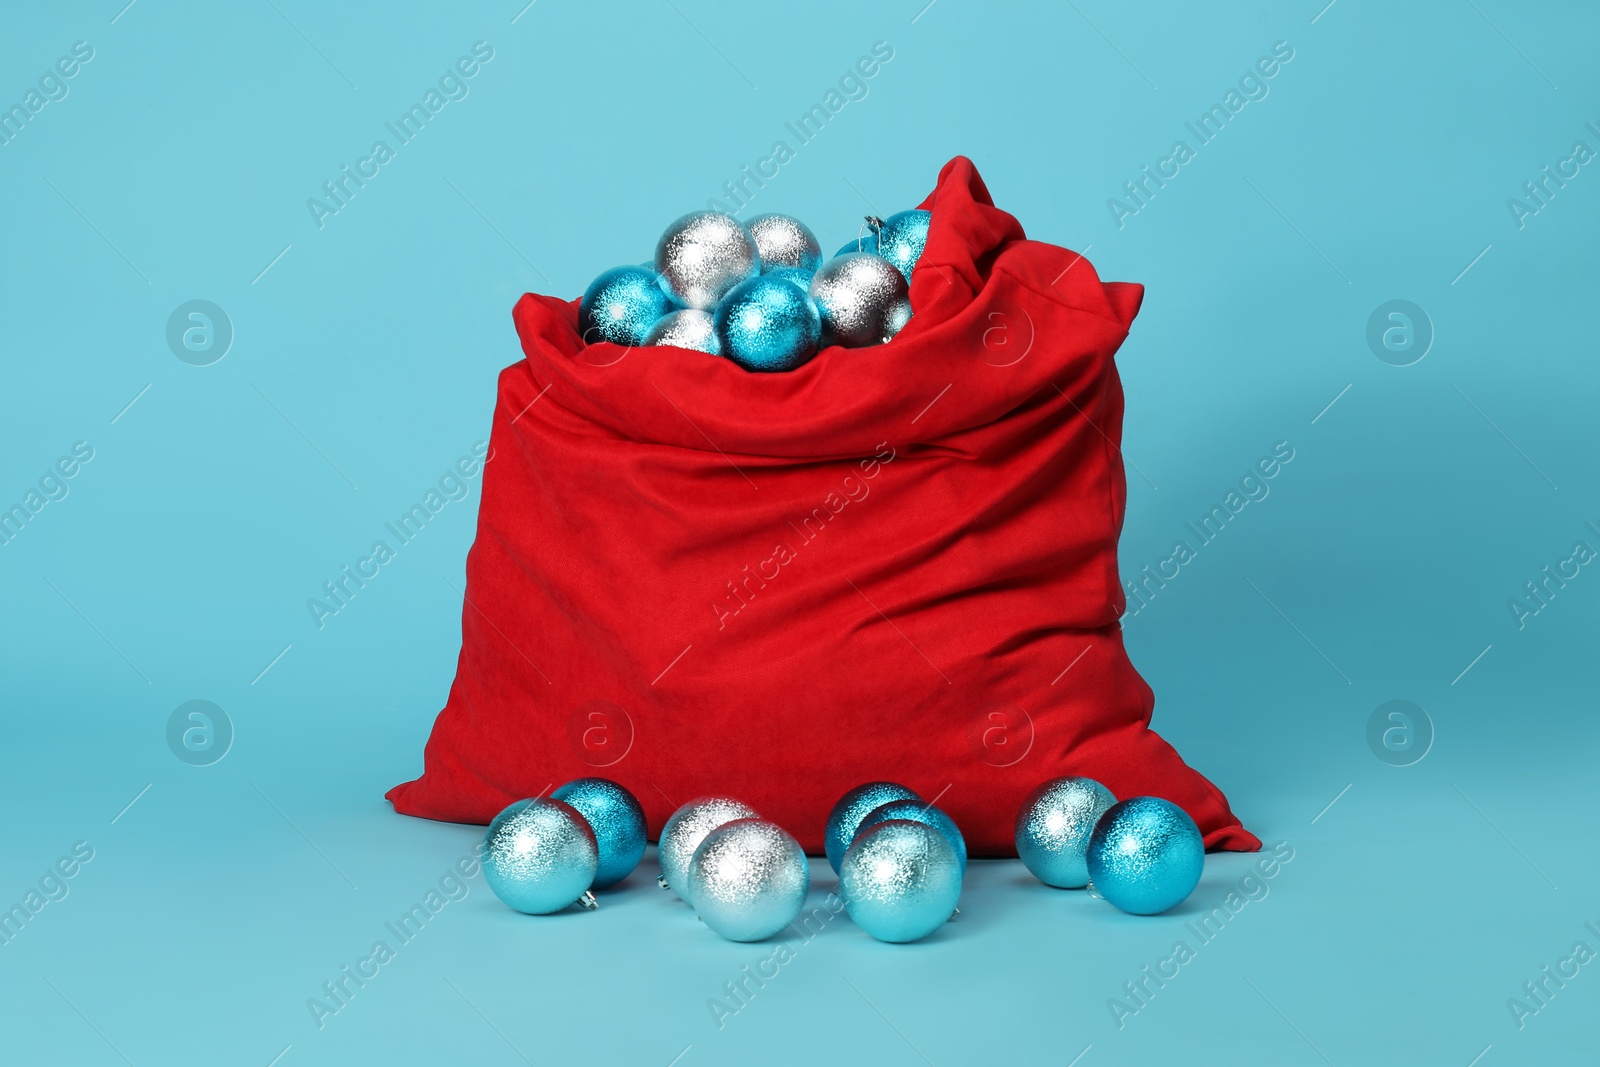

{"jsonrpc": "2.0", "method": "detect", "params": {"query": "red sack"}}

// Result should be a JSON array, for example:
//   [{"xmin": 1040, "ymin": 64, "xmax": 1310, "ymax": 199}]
[{"xmin": 388, "ymin": 157, "xmax": 1259, "ymax": 856}]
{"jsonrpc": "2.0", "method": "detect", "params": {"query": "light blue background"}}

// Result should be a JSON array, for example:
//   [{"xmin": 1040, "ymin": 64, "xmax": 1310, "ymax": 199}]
[{"xmin": 3, "ymin": 1, "xmax": 1596, "ymax": 1063}]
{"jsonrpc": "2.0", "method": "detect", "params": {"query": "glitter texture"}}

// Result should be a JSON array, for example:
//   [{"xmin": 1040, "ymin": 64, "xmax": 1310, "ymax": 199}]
[
  {"xmin": 839, "ymin": 819, "xmax": 962, "ymax": 943},
  {"xmin": 686, "ymin": 818, "xmax": 809, "ymax": 942},
  {"xmin": 482, "ymin": 798, "xmax": 598, "ymax": 915},
  {"xmin": 857, "ymin": 799, "xmax": 967, "ymax": 877},
  {"xmin": 1014, "ymin": 776, "xmax": 1118, "ymax": 889},
  {"xmin": 823, "ymin": 781, "xmax": 920, "ymax": 874},
  {"xmin": 870, "ymin": 209, "xmax": 932, "ymax": 282},
  {"xmin": 657, "ymin": 796, "xmax": 759, "ymax": 903},
  {"xmin": 655, "ymin": 211, "xmax": 758, "ymax": 310},
  {"xmin": 810, "ymin": 253, "xmax": 912, "ymax": 348},
  {"xmin": 643, "ymin": 308, "xmax": 721, "ymax": 355},
  {"xmin": 713, "ymin": 275, "xmax": 821, "ymax": 372},
  {"xmin": 766, "ymin": 266, "xmax": 815, "ymax": 293},
  {"xmin": 747, "ymin": 213, "xmax": 822, "ymax": 274},
  {"xmin": 1085, "ymin": 796, "xmax": 1205, "ymax": 915},
  {"xmin": 550, "ymin": 778, "xmax": 647, "ymax": 889},
  {"xmin": 577, "ymin": 265, "xmax": 674, "ymax": 347}
]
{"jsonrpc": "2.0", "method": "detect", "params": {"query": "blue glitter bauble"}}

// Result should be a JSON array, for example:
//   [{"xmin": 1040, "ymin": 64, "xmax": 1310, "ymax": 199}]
[
  {"xmin": 869, "ymin": 210, "xmax": 932, "ymax": 282},
  {"xmin": 657, "ymin": 796, "xmax": 759, "ymax": 904},
  {"xmin": 687, "ymin": 819, "xmax": 810, "ymax": 942},
  {"xmin": 1015, "ymin": 776, "xmax": 1118, "ymax": 889},
  {"xmin": 883, "ymin": 300, "xmax": 913, "ymax": 342},
  {"xmin": 767, "ymin": 266, "xmax": 815, "ymax": 293},
  {"xmin": 823, "ymin": 781, "xmax": 920, "ymax": 874},
  {"xmin": 713, "ymin": 274, "xmax": 821, "ymax": 373},
  {"xmin": 1086, "ymin": 797, "xmax": 1204, "ymax": 915},
  {"xmin": 578, "ymin": 265, "xmax": 674, "ymax": 347},
  {"xmin": 550, "ymin": 778, "xmax": 647, "ymax": 889},
  {"xmin": 856, "ymin": 800, "xmax": 967, "ymax": 877},
  {"xmin": 482, "ymin": 798, "xmax": 598, "ymax": 915},
  {"xmin": 840, "ymin": 820, "xmax": 962, "ymax": 943},
  {"xmin": 834, "ymin": 233, "xmax": 878, "ymax": 257}
]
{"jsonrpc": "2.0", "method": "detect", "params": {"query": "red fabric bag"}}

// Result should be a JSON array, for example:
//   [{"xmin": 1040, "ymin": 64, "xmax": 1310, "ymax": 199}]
[{"xmin": 388, "ymin": 157, "xmax": 1259, "ymax": 856}]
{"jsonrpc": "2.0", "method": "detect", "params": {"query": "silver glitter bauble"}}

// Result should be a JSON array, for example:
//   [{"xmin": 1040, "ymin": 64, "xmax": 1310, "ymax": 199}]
[
  {"xmin": 643, "ymin": 308, "xmax": 721, "ymax": 355},
  {"xmin": 686, "ymin": 818, "xmax": 809, "ymax": 942},
  {"xmin": 748, "ymin": 213, "xmax": 822, "ymax": 274},
  {"xmin": 840, "ymin": 819, "xmax": 962, "ymax": 943},
  {"xmin": 1014, "ymin": 776, "xmax": 1117, "ymax": 889},
  {"xmin": 654, "ymin": 211, "xmax": 759, "ymax": 310},
  {"xmin": 657, "ymin": 796, "xmax": 759, "ymax": 903},
  {"xmin": 810, "ymin": 253, "xmax": 912, "ymax": 348},
  {"xmin": 857, "ymin": 799, "xmax": 967, "ymax": 877},
  {"xmin": 823, "ymin": 781, "xmax": 920, "ymax": 874},
  {"xmin": 482, "ymin": 798, "xmax": 599, "ymax": 915}
]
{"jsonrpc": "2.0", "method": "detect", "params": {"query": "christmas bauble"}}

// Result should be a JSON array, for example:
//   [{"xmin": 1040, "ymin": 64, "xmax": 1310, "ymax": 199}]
[
  {"xmin": 839, "ymin": 819, "xmax": 962, "ymax": 943},
  {"xmin": 748, "ymin": 213, "xmax": 822, "ymax": 274},
  {"xmin": 834, "ymin": 232, "xmax": 878, "ymax": 257},
  {"xmin": 686, "ymin": 818, "xmax": 809, "ymax": 942},
  {"xmin": 767, "ymin": 266, "xmax": 815, "ymax": 293},
  {"xmin": 882, "ymin": 299, "xmax": 913, "ymax": 342},
  {"xmin": 823, "ymin": 781, "xmax": 919, "ymax": 874},
  {"xmin": 655, "ymin": 211, "xmax": 759, "ymax": 310},
  {"xmin": 810, "ymin": 253, "xmax": 912, "ymax": 348},
  {"xmin": 1014, "ymin": 776, "xmax": 1117, "ymax": 889},
  {"xmin": 714, "ymin": 275, "xmax": 821, "ymax": 372},
  {"xmin": 657, "ymin": 796, "xmax": 759, "ymax": 903},
  {"xmin": 869, "ymin": 209, "xmax": 932, "ymax": 281},
  {"xmin": 642, "ymin": 308, "xmax": 721, "ymax": 355},
  {"xmin": 577, "ymin": 265, "xmax": 675, "ymax": 347},
  {"xmin": 1085, "ymin": 797, "xmax": 1204, "ymax": 915},
  {"xmin": 857, "ymin": 799, "xmax": 967, "ymax": 877},
  {"xmin": 550, "ymin": 778, "xmax": 647, "ymax": 889},
  {"xmin": 482, "ymin": 798, "xmax": 599, "ymax": 915}
]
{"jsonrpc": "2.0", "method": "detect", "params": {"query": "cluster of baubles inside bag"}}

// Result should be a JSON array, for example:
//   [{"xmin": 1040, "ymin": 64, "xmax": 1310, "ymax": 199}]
[
  {"xmin": 576, "ymin": 208, "xmax": 932, "ymax": 372},
  {"xmin": 480, "ymin": 773, "xmax": 1207, "ymax": 945}
]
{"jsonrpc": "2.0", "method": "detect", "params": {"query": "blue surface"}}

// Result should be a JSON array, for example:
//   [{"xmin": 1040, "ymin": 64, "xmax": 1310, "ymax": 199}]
[{"xmin": 2, "ymin": 1, "xmax": 1597, "ymax": 1063}]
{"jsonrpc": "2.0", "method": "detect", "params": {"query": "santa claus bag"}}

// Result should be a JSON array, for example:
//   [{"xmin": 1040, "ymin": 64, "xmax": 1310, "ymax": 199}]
[{"xmin": 387, "ymin": 156, "xmax": 1259, "ymax": 857}]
